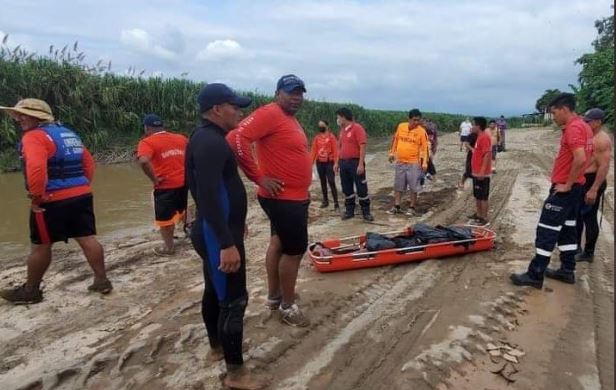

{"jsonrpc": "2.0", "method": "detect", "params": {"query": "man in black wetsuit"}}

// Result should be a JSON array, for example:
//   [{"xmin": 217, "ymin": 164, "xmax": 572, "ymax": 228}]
[{"xmin": 185, "ymin": 83, "xmax": 266, "ymax": 390}]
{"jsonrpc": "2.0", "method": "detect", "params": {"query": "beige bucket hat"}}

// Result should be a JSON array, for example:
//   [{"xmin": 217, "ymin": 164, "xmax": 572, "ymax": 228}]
[{"xmin": 0, "ymin": 98, "xmax": 55, "ymax": 121}]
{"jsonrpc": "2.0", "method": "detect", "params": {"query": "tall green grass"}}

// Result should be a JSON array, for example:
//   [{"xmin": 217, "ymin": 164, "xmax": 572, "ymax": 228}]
[{"xmin": 0, "ymin": 36, "xmax": 519, "ymax": 171}]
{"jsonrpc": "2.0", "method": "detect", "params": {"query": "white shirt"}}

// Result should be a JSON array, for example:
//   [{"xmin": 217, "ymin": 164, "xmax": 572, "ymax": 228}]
[{"xmin": 459, "ymin": 121, "xmax": 472, "ymax": 136}]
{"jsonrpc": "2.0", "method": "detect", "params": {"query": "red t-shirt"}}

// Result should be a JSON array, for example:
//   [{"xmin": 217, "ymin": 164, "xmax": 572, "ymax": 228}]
[
  {"xmin": 136, "ymin": 131, "xmax": 188, "ymax": 189},
  {"xmin": 310, "ymin": 132, "xmax": 338, "ymax": 163},
  {"xmin": 227, "ymin": 103, "xmax": 312, "ymax": 201},
  {"xmin": 551, "ymin": 116, "xmax": 593, "ymax": 185},
  {"xmin": 338, "ymin": 122, "xmax": 367, "ymax": 160},
  {"xmin": 471, "ymin": 131, "xmax": 492, "ymax": 176},
  {"xmin": 21, "ymin": 128, "xmax": 94, "ymax": 203}
]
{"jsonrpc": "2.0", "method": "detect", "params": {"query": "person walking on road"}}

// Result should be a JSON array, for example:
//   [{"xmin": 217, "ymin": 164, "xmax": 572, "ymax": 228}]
[
  {"xmin": 459, "ymin": 117, "xmax": 472, "ymax": 151},
  {"xmin": 335, "ymin": 107, "xmax": 375, "ymax": 221},
  {"xmin": 186, "ymin": 83, "xmax": 267, "ymax": 389},
  {"xmin": 0, "ymin": 99, "xmax": 112, "ymax": 304},
  {"xmin": 458, "ymin": 128, "xmax": 478, "ymax": 189},
  {"xmin": 310, "ymin": 120, "xmax": 339, "ymax": 211},
  {"xmin": 137, "ymin": 114, "xmax": 188, "ymax": 256},
  {"xmin": 496, "ymin": 115, "xmax": 508, "ymax": 151},
  {"xmin": 510, "ymin": 93, "xmax": 593, "ymax": 289}
]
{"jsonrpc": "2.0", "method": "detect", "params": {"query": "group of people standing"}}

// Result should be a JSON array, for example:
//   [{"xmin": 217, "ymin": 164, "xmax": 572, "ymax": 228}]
[
  {"xmin": 0, "ymin": 74, "xmax": 382, "ymax": 389},
  {"xmin": 457, "ymin": 117, "xmax": 505, "ymax": 225},
  {"xmin": 308, "ymin": 107, "xmax": 375, "ymax": 221},
  {"xmin": 0, "ymin": 83, "xmax": 610, "ymax": 389},
  {"xmin": 511, "ymin": 93, "xmax": 611, "ymax": 289}
]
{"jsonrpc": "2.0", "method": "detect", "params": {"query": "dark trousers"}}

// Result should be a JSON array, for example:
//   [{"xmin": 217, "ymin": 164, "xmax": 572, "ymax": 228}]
[
  {"xmin": 339, "ymin": 158, "xmax": 370, "ymax": 216},
  {"xmin": 191, "ymin": 218, "xmax": 247, "ymax": 366},
  {"xmin": 463, "ymin": 152, "xmax": 472, "ymax": 180},
  {"xmin": 576, "ymin": 173, "xmax": 607, "ymax": 255},
  {"xmin": 528, "ymin": 185, "xmax": 584, "ymax": 278},
  {"xmin": 427, "ymin": 158, "xmax": 436, "ymax": 176},
  {"xmin": 316, "ymin": 161, "xmax": 338, "ymax": 205},
  {"xmin": 500, "ymin": 129, "xmax": 506, "ymax": 151}
]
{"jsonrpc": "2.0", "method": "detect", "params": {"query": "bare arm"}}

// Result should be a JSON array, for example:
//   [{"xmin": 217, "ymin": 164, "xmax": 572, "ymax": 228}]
[
  {"xmin": 389, "ymin": 131, "xmax": 398, "ymax": 162},
  {"xmin": 590, "ymin": 137, "xmax": 612, "ymax": 192},
  {"xmin": 479, "ymin": 149, "xmax": 491, "ymax": 176},
  {"xmin": 585, "ymin": 135, "xmax": 613, "ymax": 203},
  {"xmin": 358, "ymin": 143, "xmax": 367, "ymax": 167},
  {"xmin": 357, "ymin": 143, "xmax": 367, "ymax": 175},
  {"xmin": 138, "ymin": 156, "xmax": 161, "ymax": 186}
]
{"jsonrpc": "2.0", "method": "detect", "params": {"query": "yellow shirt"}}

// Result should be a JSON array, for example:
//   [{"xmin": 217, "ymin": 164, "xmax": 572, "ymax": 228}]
[{"xmin": 389, "ymin": 123, "xmax": 429, "ymax": 165}]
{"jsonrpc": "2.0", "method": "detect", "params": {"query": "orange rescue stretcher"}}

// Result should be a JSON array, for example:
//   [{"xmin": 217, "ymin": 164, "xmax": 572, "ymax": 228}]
[{"xmin": 308, "ymin": 225, "xmax": 496, "ymax": 273}]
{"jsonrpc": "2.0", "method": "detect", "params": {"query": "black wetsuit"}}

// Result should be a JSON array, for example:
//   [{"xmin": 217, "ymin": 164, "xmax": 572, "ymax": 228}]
[{"xmin": 186, "ymin": 119, "xmax": 247, "ymax": 366}]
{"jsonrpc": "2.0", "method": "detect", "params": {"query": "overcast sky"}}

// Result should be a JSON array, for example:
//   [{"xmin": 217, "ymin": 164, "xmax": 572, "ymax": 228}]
[{"xmin": 0, "ymin": 0, "xmax": 612, "ymax": 116}]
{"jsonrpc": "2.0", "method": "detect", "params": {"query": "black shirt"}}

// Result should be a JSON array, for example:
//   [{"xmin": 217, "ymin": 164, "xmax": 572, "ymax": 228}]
[{"xmin": 185, "ymin": 119, "xmax": 247, "ymax": 249}]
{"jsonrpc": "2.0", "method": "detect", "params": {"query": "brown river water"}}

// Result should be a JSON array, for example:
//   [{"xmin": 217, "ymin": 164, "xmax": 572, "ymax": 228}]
[{"xmin": 0, "ymin": 163, "xmax": 156, "ymax": 261}]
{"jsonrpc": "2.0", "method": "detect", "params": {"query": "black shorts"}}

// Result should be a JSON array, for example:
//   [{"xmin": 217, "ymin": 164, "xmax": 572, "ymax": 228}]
[
  {"xmin": 30, "ymin": 194, "xmax": 96, "ymax": 245},
  {"xmin": 154, "ymin": 187, "xmax": 188, "ymax": 226},
  {"xmin": 258, "ymin": 196, "xmax": 309, "ymax": 256},
  {"xmin": 460, "ymin": 135, "xmax": 469, "ymax": 143},
  {"xmin": 473, "ymin": 177, "xmax": 490, "ymax": 201}
]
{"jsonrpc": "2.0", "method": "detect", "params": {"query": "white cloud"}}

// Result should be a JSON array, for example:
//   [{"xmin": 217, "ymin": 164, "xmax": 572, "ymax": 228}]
[
  {"xmin": 120, "ymin": 28, "xmax": 149, "ymax": 50},
  {"xmin": 196, "ymin": 39, "xmax": 250, "ymax": 62},
  {"xmin": 0, "ymin": 0, "xmax": 612, "ymax": 115},
  {"xmin": 120, "ymin": 28, "xmax": 178, "ymax": 61}
]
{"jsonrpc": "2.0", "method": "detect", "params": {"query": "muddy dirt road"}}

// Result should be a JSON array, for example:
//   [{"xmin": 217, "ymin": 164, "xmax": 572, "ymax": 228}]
[{"xmin": 0, "ymin": 127, "xmax": 613, "ymax": 390}]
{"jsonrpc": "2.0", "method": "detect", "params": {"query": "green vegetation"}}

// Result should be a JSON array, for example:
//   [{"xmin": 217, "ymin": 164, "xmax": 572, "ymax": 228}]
[
  {"xmin": 535, "ymin": 89, "xmax": 563, "ymax": 114},
  {"xmin": 572, "ymin": 13, "xmax": 614, "ymax": 128},
  {"xmin": 537, "ymin": 13, "xmax": 614, "ymax": 130},
  {"xmin": 0, "ymin": 36, "xmax": 517, "ymax": 171}
]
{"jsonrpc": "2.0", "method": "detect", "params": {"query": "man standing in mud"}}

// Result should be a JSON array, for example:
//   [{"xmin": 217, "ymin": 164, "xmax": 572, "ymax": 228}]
[
  {"xmin": 0, "ymin": 99, "xmax": 112, "ymax": 304},
  {"xmin": 470, "ymin": 117, "xmax": 492, "ymax": 225},
  {"xmin": 227, "ymin": 75, "xmax": 312, "ymax": 327},
  {"xmin": 186, "ymin": 84, "xmax": 267, "ymax": 389},
  {"xmin": 136, "ymin": 114, "xmax": 188, "ymax": 256},
  {"xmin": 511, "ymin": 93, "xmax": 592, "ymax": 288},
  {"xmin": 387, "ymin": 109, "xmax": 429, "ymax": 216},
  {"xmin": 575, "ymin": 108, "xmax": 613, "ymax": 262},
  {"xmin": 335, "ymin": 107, "xmax": 375, "ymax": 221},
  {"xmin": 496, "ymin": 115, "xmax": 508, "ymax": 152}
]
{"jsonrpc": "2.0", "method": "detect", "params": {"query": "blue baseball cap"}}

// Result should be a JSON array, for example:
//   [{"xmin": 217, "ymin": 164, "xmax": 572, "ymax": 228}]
[
  {"xmin": 197, "ymin": 83, "xmax": 252, "ymax": 112},
  {"xmin": 143, "ymin": 113, "xmax": 163, "ymax": 127},
  {"xmin": 276, "ymin": 74, "xmax": 306, "ymax": 93}
]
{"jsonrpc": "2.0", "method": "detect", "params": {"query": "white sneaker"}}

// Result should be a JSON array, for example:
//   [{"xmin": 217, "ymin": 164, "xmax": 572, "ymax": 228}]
[{"xmin": 279, "ymin": 303, "xmax": 310, "ymax": 327}]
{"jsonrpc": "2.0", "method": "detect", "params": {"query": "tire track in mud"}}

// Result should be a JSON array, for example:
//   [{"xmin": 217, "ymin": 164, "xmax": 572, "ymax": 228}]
[
  {"xmin": 1, "ymin": 129, "xmax": 611, "ymax": 390},
  {"xmin": 514, "ymin": 136, "xmax": 614, "ymax": 390},
  {"xmin": 263, "ymin": 143, "xmax": 522, "ymax": 389}
]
